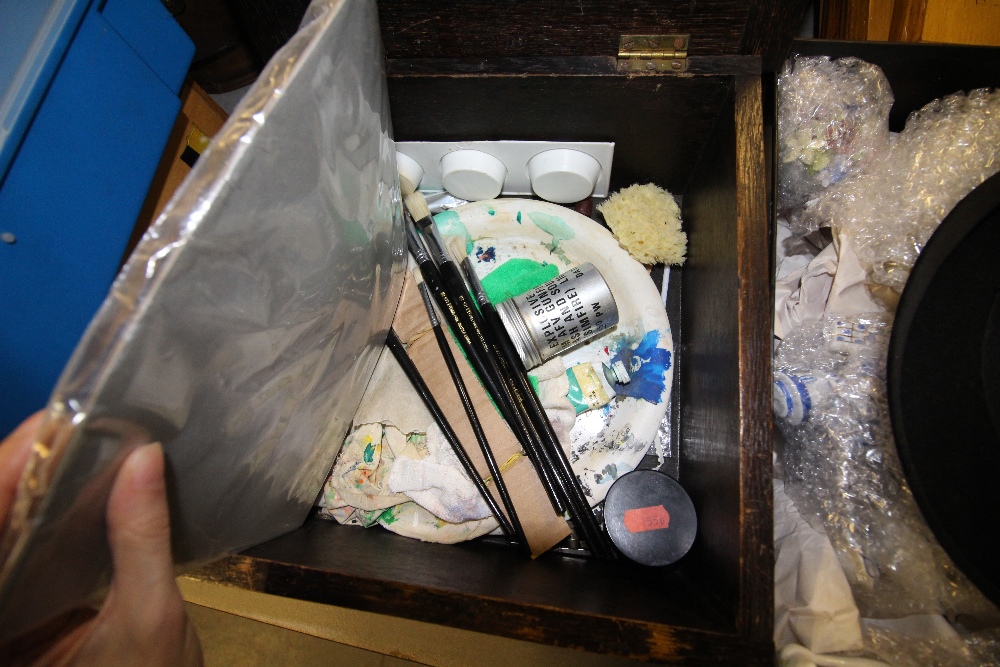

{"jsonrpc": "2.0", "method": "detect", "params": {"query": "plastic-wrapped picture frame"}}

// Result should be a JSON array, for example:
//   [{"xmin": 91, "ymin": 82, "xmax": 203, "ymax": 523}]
[{"xmin": 0, "ymin": 0, "xmax": 405, "ymax": 642}]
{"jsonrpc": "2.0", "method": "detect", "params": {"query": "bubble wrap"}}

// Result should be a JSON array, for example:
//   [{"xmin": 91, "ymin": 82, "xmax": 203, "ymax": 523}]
[
  {"xmin": 862, "ymin": 622, "xmax": 1000, "ymax": 667},
  {"xmin": 778, "ymin": 56, "xmax": 893, "ymax": 223},
  {"xmin": 804, "ymin": 88, "xmax": 1000, "ymax": 292},
  {"xmin": 774, "ymin": 314, "xmax": 999, "ymax": 626},
  {"xmin": 775, "ymin": 55, "xmax": 1000, "ymax": 664}
]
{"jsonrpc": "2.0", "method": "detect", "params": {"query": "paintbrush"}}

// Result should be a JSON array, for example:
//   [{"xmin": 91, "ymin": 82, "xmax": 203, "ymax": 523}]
[
  {"xmin": 407, "ymin": 193, "xmax": 614, "ymax": 559},
  {"xmin": 405, "ymin": 190, "xmax": 615, "ymax": 558},
  {"xmin": 415, "ymin": 194, "xmax": 612, "ymax": 559},
  {"xmin": 385, "ymin": 329, "xmax": 516, "ymax": 541},
  {"xmin": 406, "ymin": 211, "xmax": 565, "ymax": 514},
  {"xmin": 414, "ymin": 275, "xmax": 530, "ymax": 554},
  {"xmin": 404, "ymin": 218, "xmax": 523, "ymax": 443},
  {"xmin": 456, "ymin": 250, "xmax": 617, "ymax": 560}
]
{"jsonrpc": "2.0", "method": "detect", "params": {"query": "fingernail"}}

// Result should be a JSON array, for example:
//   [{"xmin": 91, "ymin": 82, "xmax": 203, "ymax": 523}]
[{"xmin": 126, "ymin": 442, "xmax": 165, "ymax": 491}]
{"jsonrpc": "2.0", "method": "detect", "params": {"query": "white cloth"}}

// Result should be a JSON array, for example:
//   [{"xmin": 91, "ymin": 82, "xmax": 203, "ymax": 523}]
[
  {"xmin": 775, "ymin": 228, "xmax": 887, "ymax": 340},
  {"xmin": 529, "ymin": 357, "xmax": 575, "ymax": 448},
  {"xmin": 353, "ymin": 347, "xmax": 434, "ymax": 434},
  {"xmin": 775, "ymin": 241, "xmax": 837, "ymax": 340},
  {"xmin": 386, "ymin": 422, "xmax": 492, "ymax": 524},
  {"xmin": 321, "ymin": 349, "xmax": 578, "ymax": 538},
  {"xmin": 826, "ymin": 232, "xmax": 884, "ymax": 317},
  {"xmin": 774, "ymin": 480, "xmax": 864, "ymax": 654}
]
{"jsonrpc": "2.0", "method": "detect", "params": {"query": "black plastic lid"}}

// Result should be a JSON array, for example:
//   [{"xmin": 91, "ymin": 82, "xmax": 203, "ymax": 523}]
[
  {"xmin": 888, "ymin": 170, "xmax": 1000, "ymax": 607},
  {"xmin": 604, "ymin": 470, "xmax": 697, "ymax": 566}
]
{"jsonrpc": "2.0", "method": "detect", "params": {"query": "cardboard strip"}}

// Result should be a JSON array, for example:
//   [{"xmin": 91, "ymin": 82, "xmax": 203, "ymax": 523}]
[{"xmin": 392, "ymin": 272, "xmax": 570, "ymax": 556}]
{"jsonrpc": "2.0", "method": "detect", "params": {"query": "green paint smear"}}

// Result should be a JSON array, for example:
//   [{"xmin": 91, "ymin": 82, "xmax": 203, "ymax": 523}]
[
  {"xmin": 481, "ymin": 258, "xmax": 558, "ymax": 304},
  {"xmin": 487, "ymin": 207, "xmax": 496, "ymax": 216},
  {"xmin": 516, "ymin": 211, "xmax": 522, "ymax": 223},
  {"xmin": 527, "ymin": 373, "xmax": 541, "ymax": 396},
  {"xmin": 378, "ymin": 507, "xmax": 397, "ymax": 525},
  {"xmin": 565, "ymin": 368, "xmax": 587, "ymax": 414},
  {"xmin": 363, "ymin": 442, "xmax": 376, "ymax": 464},
  {"xmin": 433, "ymin": 210, "xmax": 474, "ymax": 255},
  {"xmin": 341, "ymin": 217, "xmax": 370, "ymax": 247},
  {"xmin": 527, "ymin": 211, "xmax": 574, "ymax": 253}
]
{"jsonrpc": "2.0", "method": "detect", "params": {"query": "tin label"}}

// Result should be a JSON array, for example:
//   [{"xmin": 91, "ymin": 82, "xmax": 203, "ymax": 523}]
[
  {"xmin": 623, "ymin": 505, "xmax": 671, "ymax": 533},
  {"xmin": 518, "ymin": 263, "xmax": 618, "ymax": 360}
]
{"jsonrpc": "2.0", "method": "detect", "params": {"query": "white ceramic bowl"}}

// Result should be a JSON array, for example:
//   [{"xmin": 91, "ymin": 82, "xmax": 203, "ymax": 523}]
[
  {"xmin": 440, "ymin": 149, "xmax": 507, "ymax": 200},
  {"xmin": 395, "ymin": 151, "xmax": 424, "ymax": 195},
  {"xmin": 527, "ymin": 148, "xmax": 602, "ymax": 203}
]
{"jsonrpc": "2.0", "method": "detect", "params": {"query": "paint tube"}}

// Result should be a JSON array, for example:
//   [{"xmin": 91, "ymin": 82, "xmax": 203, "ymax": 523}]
[
  {"xmin": 566, "ymin": 360, "xmax": 631, "ymax": 414},
  {"xmin": 772, "ymin": 370, "xmax": 841, "ymax": 424}
]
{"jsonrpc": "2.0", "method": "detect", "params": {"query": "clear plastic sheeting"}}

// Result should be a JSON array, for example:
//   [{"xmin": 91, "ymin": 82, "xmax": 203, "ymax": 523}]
[
  {"xmin": 862, "ymin": 619, "xmax": 1000, "ymax": 667},
  {"xmin": 0, "ymin": 0, "xmax": 405, "ymax": 643},
  {"xmin": 775, "ymin": 52, "xmax": 1000, "ymax": 666},
  {"xmin": 803, "ymin": 88, "xmax": 1000, "ymax": 293},
  {"xmin": 777, "ymin": 56, "xmax": 893, "ymax": 229},
  {"xmin": 775, "ymin": 314, "xmax": 1000, "ymax": 662},
  {"xmin": 778, "ymin": 316, "xmax": 974, "ymax": 616}
]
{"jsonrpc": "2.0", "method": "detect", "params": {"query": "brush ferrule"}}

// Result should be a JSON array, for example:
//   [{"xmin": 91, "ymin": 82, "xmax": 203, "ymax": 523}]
[
  {"xmin": 419, "ymin": 219, "xmax": 451, "ymax": 267},
  {"xmin": 405, "ymin": 218, "xmax": 431, "ymax": 265},
  {"xmin": 462, "ymin": 257, "xmax": 491, "ymax": 308}
]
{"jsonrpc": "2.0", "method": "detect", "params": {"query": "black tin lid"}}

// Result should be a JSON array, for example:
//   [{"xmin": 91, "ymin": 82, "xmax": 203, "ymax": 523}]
[
  {"xmin": 604, "ymin": 470, "xmax": 697, "ymax": 566},
  {"xmin": 888, "ymin": 169, "xmax": 1000, "ymax": 607}
]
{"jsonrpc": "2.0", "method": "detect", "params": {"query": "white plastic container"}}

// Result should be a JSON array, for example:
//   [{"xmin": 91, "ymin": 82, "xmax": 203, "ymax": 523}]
[
  {"xmin": 395, "ymin": 151, "xmax": 424, "ymax": 195},
  {"xmin": 527, "ymin": 148, "xmax": 602, "ymax": 203},
  {"xmin": 440, "ymin": 149, "xmax": 507, "ymax": 200}
]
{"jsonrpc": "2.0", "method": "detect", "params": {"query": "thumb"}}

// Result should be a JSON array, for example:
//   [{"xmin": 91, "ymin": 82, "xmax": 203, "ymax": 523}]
[
  {"xmin": 104, "ymin": 443, "xmax": 178, "ymax": 615},
  {"xmin": 71, "ymin": 443, "xmax": 202, "ymax": 666}
]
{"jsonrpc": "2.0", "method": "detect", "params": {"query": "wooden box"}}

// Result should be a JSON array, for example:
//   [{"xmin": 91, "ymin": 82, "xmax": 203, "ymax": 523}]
[{"xmin": 184, "ymin": 2, "xmax": 810, "ymax": 663}]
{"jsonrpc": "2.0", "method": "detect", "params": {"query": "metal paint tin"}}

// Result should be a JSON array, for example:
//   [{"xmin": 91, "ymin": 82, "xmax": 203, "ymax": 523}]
[{"xmin": 495, "ymin": 262, "xmax": 618, "ymax": 370}]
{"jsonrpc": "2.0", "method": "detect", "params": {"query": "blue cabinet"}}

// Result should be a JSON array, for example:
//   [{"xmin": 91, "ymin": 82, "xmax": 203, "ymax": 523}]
[{"xmin": 0, "ymin": 0, "xmax": 194, "ymax": 434}]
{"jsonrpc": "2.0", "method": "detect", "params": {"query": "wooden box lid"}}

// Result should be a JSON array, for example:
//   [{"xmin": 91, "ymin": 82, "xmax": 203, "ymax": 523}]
[
  {"xmin": 376, "ymin": 0, "xmax": 808, "ymax": 70},
  {"xmin": 227, "ymin": 0, "xmax": 810, "ymax": 76}
]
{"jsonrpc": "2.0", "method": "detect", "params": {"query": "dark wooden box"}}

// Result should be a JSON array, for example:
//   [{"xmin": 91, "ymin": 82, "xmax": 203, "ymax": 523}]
[{"xmin": 186, "ymin": 3, "xmax": 810, "ymax": 663}]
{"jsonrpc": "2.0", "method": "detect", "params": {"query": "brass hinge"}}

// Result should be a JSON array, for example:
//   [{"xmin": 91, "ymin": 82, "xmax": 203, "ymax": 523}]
[{"xmin": 618, "ymin": 34, "xmax": 689, "ymax": 73}]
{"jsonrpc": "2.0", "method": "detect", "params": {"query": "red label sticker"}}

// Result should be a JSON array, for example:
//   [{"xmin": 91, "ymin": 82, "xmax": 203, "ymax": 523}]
[{"xmin": 623, "ymin": 505, "xmax": 671, "ymax": 534}]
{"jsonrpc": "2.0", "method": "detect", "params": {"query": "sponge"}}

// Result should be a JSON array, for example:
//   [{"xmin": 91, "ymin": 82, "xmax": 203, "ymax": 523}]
[{"xmin": 596, "ymin": 183, "xmax": 687, "ymax": 265}]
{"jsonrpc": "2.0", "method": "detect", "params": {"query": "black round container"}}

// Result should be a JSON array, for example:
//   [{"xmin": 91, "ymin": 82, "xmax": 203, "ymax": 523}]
[
  {"xmin": 888, "ymin": 170, "xmax": 1000, "ymax": 607},
  {"xmin": 603, "ymin": 470, "xmax": 697, "ymax": 567}
]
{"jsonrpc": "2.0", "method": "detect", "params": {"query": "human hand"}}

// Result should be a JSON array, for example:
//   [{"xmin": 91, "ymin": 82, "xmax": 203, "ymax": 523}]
[{"xmin": 0, "ymin": 413, "xmax": 203, "ymax": 666}]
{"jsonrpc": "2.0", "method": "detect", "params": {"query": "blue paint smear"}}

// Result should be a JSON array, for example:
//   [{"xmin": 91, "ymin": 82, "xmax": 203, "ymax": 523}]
[
  {"xmin": 475, "ymin": 246, "xmax": 496, "ymax": 262},
  {"xmin": 611, "ymin": 330, "xmax": 671, "ymax": 404},
  {"xmin": 594, "ymin": 462, "xmax": 619, "ymax": 485}
]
